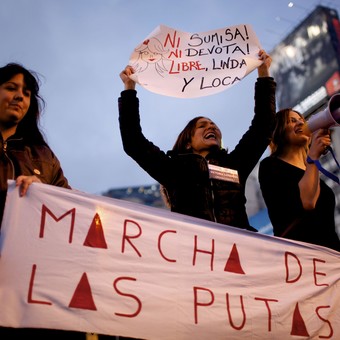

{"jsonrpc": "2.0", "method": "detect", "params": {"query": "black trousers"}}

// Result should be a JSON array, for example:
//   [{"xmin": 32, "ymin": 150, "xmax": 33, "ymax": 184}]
[
  {"xmin": 98, "ymin": 336, "xmax": 140, "ymax": 340},
  {"xmin": 0, "ymin": 327, "xmax": 86, "ymax": 339},
  {"xmin": 0, "ymin": 328, "xmax": 140, "ymax": 339}
]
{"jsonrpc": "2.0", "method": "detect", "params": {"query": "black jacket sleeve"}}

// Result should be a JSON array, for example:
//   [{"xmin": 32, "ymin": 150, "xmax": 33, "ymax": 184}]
[
  {"xmin": 229, "ymin": 77, "xmax": 276, "ymax": 183},
  {"xmin": 118, "ymin": 90, "xmax": 173, "ymax": 185}
]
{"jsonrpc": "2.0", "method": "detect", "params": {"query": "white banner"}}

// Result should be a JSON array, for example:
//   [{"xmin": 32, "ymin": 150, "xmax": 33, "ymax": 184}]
[
  {"xmin": 0, "ymin": 180, "xmax": 339, "ymax": 339},
  {"xmin": 129, "ymin": 24, "xmax": 262, "ymax": 98}
]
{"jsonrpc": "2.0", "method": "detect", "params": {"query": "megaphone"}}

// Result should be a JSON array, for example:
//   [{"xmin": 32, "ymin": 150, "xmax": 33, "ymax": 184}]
[{"xmin": 304, "ymin": 93, "xmax": 340, "ymax": 135}]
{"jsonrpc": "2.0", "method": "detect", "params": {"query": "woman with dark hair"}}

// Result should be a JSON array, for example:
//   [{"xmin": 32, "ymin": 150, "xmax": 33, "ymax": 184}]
[
  {"xmin": 0, "ymin": 63, "xmax": 70, "ymax": 221},
  {"xmin": 258, "ymin": 108, "xmax": 340, "ymax": 251},
  {"xmin": 0, "ymin": 63, "xmax": 86, "ymax": 338},
  {"xmin": 118, "ymin": 50, "xmax": 276, "ymax": 231}
]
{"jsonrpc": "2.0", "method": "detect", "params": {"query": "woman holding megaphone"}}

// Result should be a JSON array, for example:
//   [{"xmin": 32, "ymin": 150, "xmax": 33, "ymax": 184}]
[{"xmin": 259, "ymin": 108, "xmax": 340, "ymax": 252}]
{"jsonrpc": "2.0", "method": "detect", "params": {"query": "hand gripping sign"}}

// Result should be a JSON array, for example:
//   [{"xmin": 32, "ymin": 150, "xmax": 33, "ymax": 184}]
[{"xmin": 128, "ymin": 24, "xmax": 262, "ymax": 98}]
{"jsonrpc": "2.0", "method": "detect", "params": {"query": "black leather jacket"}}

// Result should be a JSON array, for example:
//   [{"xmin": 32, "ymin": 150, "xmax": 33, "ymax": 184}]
[
  {"xmin": 118, "ymin": 77, "xmax": 276, "ymax": 231},
  {"xmin": 0, "ymin": 134, "xmax": 70, "ymax": 225}
]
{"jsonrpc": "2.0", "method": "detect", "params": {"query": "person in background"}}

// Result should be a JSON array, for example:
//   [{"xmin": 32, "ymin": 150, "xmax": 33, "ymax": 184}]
[
  {"xmin": 118, "ymin": 50, "xmax": 276, "ymax": 232},
  {"xmin": 258, "ymin": 108, "xmax": 340, "ymax": 251},
  {"xmin": 0, "ymin": 62, "xmax": 86, "ymax": 338}
]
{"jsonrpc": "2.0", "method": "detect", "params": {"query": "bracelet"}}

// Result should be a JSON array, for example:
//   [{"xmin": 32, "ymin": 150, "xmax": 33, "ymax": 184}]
[
  {"xmin": 306, "ymin": 153, "xmax": 340, "ymax": 184},
  {"xmin": 306, "ymin": 156, "xmax": 315, "ymax": 164}
]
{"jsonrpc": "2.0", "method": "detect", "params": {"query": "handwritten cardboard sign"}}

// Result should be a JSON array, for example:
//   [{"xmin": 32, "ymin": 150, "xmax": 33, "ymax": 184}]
[
  {"xmin": 0, "ymin": 181, "xmax": 339, "ymax": 339},
  {"xmin": 128, "ymin": 24, "xmax": 262, "ymax": 98}
]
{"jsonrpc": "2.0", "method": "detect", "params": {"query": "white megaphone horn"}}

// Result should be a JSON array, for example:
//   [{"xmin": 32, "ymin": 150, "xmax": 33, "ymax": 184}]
[{"xmin": 304, "ymin": 93, "xmax": 340, "ymax": 135}]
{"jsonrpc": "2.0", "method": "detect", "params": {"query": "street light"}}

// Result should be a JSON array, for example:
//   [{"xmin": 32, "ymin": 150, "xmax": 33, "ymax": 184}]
[{"xmin": 288, "ymin": 2, "xmax": 308, "ymax": 11}]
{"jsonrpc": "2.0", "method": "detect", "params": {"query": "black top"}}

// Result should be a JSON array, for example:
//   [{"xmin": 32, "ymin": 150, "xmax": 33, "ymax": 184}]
[{"xmin": 259, "ymin": 156, "xmax": 340, "ymax": 251}]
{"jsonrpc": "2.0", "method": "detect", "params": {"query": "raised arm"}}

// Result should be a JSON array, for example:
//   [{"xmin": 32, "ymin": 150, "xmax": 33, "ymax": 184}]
[
  {"xmin": 257, "ymin": 49, "xmax": 272, "ymax": 78},
  {"xmin": 120, "ymin": 65, "xmax": 136, "ymax": 90}
]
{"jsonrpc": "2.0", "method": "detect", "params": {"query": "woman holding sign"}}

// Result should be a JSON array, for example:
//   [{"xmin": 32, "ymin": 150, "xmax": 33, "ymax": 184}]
[
  {"xmin": 259, "ymin": 109, "xmax": 340, "ymax": 251},
  {"xmin": 118, "ymin": 49, "xmax": 276, "ymax": 232}
]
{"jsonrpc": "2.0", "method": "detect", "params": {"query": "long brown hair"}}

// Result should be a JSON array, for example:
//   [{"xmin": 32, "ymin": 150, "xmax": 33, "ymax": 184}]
[
  {"xmin": 161, "ymin": 116, "xmax": 206, "ymax": 208},
  {"xmin": 171, "ymin": 116, "xmax": 205, "ymax": 154},
  {"xmin": 270, "ymin": 108, "xmax": 307, "ymax": 157}
]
